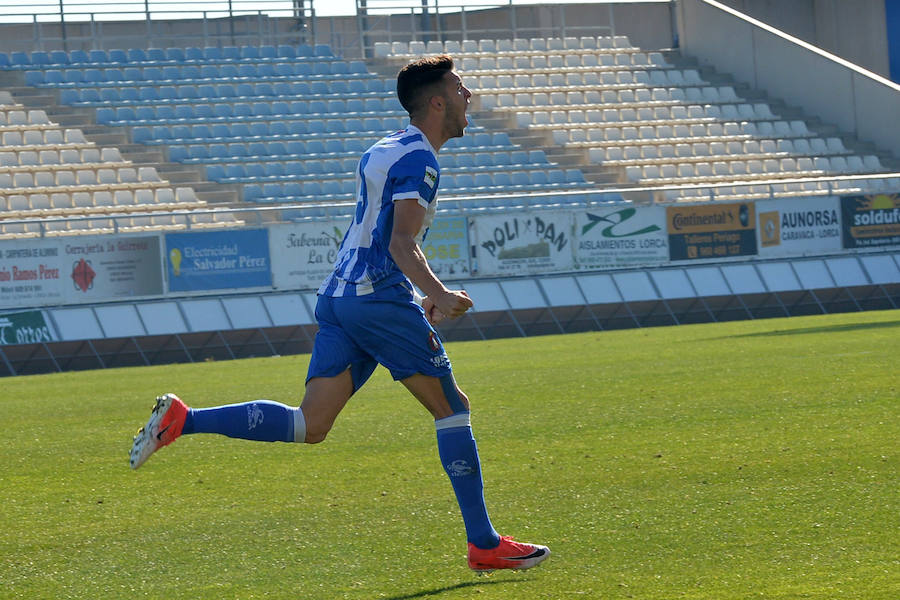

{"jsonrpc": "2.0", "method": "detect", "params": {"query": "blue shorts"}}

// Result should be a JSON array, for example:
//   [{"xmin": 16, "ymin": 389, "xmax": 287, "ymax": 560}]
[{"xmin": 306, "ymin": 283, "xmax": 452, "ymax": 392}]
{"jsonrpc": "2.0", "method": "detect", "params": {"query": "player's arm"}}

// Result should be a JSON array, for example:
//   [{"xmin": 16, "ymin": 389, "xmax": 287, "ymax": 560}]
[{"xmin": 389, "ymin": 198, "xmax": 472, "ymax": 319}]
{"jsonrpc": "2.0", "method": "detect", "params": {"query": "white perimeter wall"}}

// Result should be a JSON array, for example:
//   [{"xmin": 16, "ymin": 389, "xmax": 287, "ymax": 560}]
[{"xmin": 677, "ymin": 0, "xmax": 900, "ymax": 159}]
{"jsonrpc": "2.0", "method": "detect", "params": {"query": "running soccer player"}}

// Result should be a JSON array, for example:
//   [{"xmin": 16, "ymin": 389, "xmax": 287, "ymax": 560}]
[{"xmin": 130, "ymin": 55, "xmax": 550, "ymax": 573}]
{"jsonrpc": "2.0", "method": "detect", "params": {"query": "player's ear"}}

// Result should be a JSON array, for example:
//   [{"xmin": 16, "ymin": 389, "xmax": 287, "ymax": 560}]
[{"xmin": 429, "ymin": 94, "xmax": 445, "ymax": 111}]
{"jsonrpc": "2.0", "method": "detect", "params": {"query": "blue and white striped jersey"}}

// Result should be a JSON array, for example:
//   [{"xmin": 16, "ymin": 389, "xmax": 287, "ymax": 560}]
[{"xmin": 318, "ymin": 125, "xmax": 440, "ymax": 297}]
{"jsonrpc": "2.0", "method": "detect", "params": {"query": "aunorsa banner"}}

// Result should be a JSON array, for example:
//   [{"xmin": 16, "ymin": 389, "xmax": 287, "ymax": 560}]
[
  {"xmin": 165, "ymin": 229, "xmax": 271, "ymax": 292},
  {"xmin": 471, "ymin": 211, "xmax": 574, "ymax": 276},
  {"xmin": 756, "ymin": 196, "xmax": 842, "ymax": 257},
  {"xmin": 269, "ymin": 220, "xmax": 345, "ymax": 290},
  {"xmin": 575, "ymin": 205, "xmax": 668, "ymax": 269},
  {"xmin": 0, "ymin": 310, "xmax": 54, "ymax": 345},
  {"xmin": 840, "ymin": 193, "xmax": 900, "ymax": 248},
  {"xmin": 667, "ymin": 202, "xmax": 757, "ymax": 261}
]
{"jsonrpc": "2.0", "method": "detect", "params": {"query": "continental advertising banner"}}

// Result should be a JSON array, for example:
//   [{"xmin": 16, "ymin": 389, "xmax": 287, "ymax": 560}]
[
  {"xmin": 0, "ymin": 310, "xmax": 54, "ymax": 345},
  {"xmin": 756, "ymin": 197, "xmax": 842, "ymax": 257},
  {"xmin": 667, "ymin": 202, "xmax": 757, "ymax": 261},
  {"xmin": 472, "ymin": 211, "xmax": 574, "ymax": 276},
  {"xmin": 166, "ymin": 229, "xmax": 271, "ymax": 292},
  {"xmin": 840, "ymin": 194, "xmax": 900, "ymax": 248},
  {"xmin": 269, "ymin": 220, "xmax": 345, "ymax": 290},
  {"xmin": 422, "ymin": 216, "xmax": 470, "ymax": 278},
  {"xmin": 0, "ymin": 240, "xmax": 64, "ymax": 308},
  {"xmin": 62, "ymin": 236, "xmax": 163, "ymax": 303},
  {"xmin": 575, "ymin": 205, "xmax": 668, "ymax": 269}
]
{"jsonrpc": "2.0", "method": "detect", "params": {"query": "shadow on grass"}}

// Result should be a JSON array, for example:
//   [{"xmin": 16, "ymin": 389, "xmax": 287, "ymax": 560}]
[
  {"xmin": 383, "ymin": 578, "xmax": 512, "ymax": 600},
  {"xmin": 707, "ymin": 319, "xmax": 900, "ymax": 340}
]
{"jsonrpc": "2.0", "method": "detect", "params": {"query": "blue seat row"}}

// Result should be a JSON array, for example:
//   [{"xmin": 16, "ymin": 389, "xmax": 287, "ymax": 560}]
[
  {"xmin": 99, "ymin": 102, "xmax": 405, "ymax": 126},
  {"xmin": 244, "ymin": 180, "xmax": 355, "ymax": 203},
  {"xmin": 0, "ymin": 44, "xmax": 334, "ymax": 69},
  {"xmin": 442, "ymin": 169, "xmax": 588, "ymax": 193},
  {"xmin": 163, "ymin": 128, "xmax": 507, "ymax": 164},
  {"xmin": 26, "ymin": 60, "xmax": 369, "ymax": 86},
  {"xmin": 208, "ymin": 159, "xmax": 357, "ymax": 183},
  {"xmin": 59, "ymin": 79, "xmax": 393, "ymax": 105}
]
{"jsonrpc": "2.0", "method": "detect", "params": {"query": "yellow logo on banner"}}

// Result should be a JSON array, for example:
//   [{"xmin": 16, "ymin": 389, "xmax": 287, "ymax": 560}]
[{"xmin": 759, "ymin": 211, "xmax": 780, "ymax": 247}]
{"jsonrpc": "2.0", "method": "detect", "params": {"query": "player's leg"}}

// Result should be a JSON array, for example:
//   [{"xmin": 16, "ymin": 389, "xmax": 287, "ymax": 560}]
[
  {"xmin": 130, "ymin": 295, "xmax": 374, "ymax": 468},
  {"xmin": 401, "ymin": 372, "xmax": 550, "ymax": 572}
]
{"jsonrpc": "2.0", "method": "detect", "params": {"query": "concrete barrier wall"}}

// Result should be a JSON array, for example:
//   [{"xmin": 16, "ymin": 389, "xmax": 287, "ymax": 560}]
[{"xmin": 678, "ymin": 0, "xmax": 900, "ymax": 159}]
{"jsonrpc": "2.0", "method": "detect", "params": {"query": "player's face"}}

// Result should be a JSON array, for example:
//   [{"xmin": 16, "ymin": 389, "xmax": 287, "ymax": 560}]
[{"xmin": 442, "ymin": 71, "xmax": 472, "ymax": 139}]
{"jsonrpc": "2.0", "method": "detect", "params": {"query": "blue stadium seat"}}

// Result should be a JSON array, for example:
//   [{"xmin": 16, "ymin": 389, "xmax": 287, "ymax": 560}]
[
  {"xmin": 493, "ymin": 172, "xmax": 512, "ymax": 187},
  {"xmin": 171, "ymin": 125, "xmax": 192, "ymax": 140},
  {"xmin": 107, "ymin": 49, "xmax": 127, "ymax": 63},
  {"xmin": 127, "ymin": 48, "xmax": 148, "ymax": 62},
  {"xmin": 185, "ymin": 47, "xmax": 204, "ymax": 61},
  {"xmin": 249, "ymin": 122, "xmax": 268, "ymax": 137},
  {"xmin": 269, "ymin": 121, "xmax": 289, "ymax": 137},
  {"xmin": 192, "ymin": 124, "xmax": 212, "ymax": 139},
  {"xmin": 211, "ymin": 124, "xmax": 230, "ymax": 139},
  {"xmin": 314, "ymin": 44, "xmax": 333, "ymax": 57},
  {"xmin": 233, "ymin": 103, "xmax": 252, "ymax": 118},
  {"xmin": 198, "ymin": 84, "xmax": 216, "ymax": 99},
  {"xmin": 157, "ymin": 86, "xmax": 177, "ymax": 100},
  {"xmin": 243, "ymin": 184, "xmax": 263, "ymax": 201},
  {"xmin": 188, "ymin": 145, "xmax": 209, "ymax": 160},
  {"xmin": 566, "ymin": 169, "xmax": 586, "ymax": 184},
  {"xmin": 70, "ymin": 49, "xmax": 90, "ymax": 64},
  {"xmin": 166, "ymin": 48, "xmax": 186, "ymax": 62},
  {"xmin": 238, "ymin": 64, "xmax": 257, "ymax": 78},
  {"xmin": 194, "ymin": 104, "xmax": 214, "ymax": 119},
  {"xmin": 206, "ymin": 165, "xmax": 225, "ymax": 180},
  {"xmin": 174, "ymin": 105, "xmax": 194, "ymax": 120},
  {"xmin": 156, "ymin": 105, "xmax": 176, "ymax": 119},
  {"xmin": 152, "ymin": 125, "xmax": 172, "ymax": 141},
  {"xmin": 203, "ymin": 47, "xmax": 221, "ymax": 60},
  {"xmin": 213, "ymin": 104, "xmax": 232, "ymax": 119},
  {"xmin": 235, "ymin": 83, "xmax": 254, "ymax": 97},
  {"xmin": 303, "ymin": 181, "xmax": 322, "ymax": 195},
  {"xmin": 547, "ymin": 169, "xmax": 566, "ymax": 185},
  {"xmin": 259, "ymin": 45, "xmax": 277, "ymax": 59},
  {"xmin": 247, "ymin": 164, "xmax": 266, "ymax": 178},
  {"xmin": 263, "ymin": 183, "xmax": 282, "ymax": 197},
  {"xmin": 231, "ymin": 123, "xmax": 251, "ymax": 138},
  {"xmin": 266, "ymin": 163, "xmax": 285, "ymax": 177},
  {"xmin": 183, "ymin": 65, "xmax": 201, "ymax": 79},
  {"xmin": 24, "ymin": 70, "xmax": 44, "ymax": 85},
  {"xmin": 284, "ymin": 182, "xmax": 303, "ymax": 197},
  {"xmin": 139, "ymin": 87, "xmax": 159, "ymax": 101},
  {"xmin": 200, "ymin": 65, "xmax": 218, "ymax": 79},
  {"xmin": 277, "ymin": 45, "xmax": 295, "ymax": 59},
  {"xmin": 257, "ymin": 63, "xmax": 276, "ymax": 77},
  {"xmin": 49, "ymin": 50, "xmax": 69, "ymax": 65},
  {"xmin": 168, "ymin": 146, "xmax": 188, "ymax": 161},
  {"xmin": 286, "ymin": 162, "xmax": 306, "ymax": 177},
  {"xmin": 288, "ymin": 121, "xmax": 308, "ymax": 135},
  {"xmin": 63, "ymin": 70, "xmax": 83, "ymax": 84},
  {"xmin": 147, "ymin": 48, "xmax": 167, "ymax": 61},
  {"xmin": 269, "ymin": 141, "xmax": 288, "ymax": 155},
  {"xmin": 226, "ymin": 164, "xmax": 246, "ymax": 179},
  {"xmin": 11, "ymin": 51, "xmax": 30, "ymax": 67},
  {"xmin": 121, "ymin": 87, "xmax": 140, "ymax": 102},
  {"xmin": 530, "ymin": 171, "xmax": 549, "ymax": 185},
  {"xmin": 240, "ymin": 46, "xmax": 259, "ymax": 59},
  {"xmin": 209, "ymin": 144, "xmax": 229, "ymax": 159}
]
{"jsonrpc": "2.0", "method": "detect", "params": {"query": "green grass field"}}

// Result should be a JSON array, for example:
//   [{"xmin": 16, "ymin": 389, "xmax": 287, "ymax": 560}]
[{"xmin": 2, "ymin": 310, "xmax": 898, "ymax": 600}]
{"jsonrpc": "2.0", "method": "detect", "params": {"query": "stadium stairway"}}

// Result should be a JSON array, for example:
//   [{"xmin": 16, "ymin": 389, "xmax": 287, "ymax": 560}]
[{"xmin": 0, "ymin": 68, "xmax": 241, "ymax": 208}]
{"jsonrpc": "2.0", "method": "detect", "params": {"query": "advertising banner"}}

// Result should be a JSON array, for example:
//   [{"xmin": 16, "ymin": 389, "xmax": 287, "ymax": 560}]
[
  {"xmin": 0, "ymin": 240, "xmax": 64, "ymax": 308},
  {"xmin": 0, "ymin": 310, "xmax": 54, "ymax": 345},
  {"xmin": 472, "ymin": 211, "xmax": 574, "ymax": 276},
  {"xmin": 270, "ymin": 220, "xmax": 345, "ymax": 291},
  {"xmin": 575, "ymin": 205, "xmax": 668, "ymax": 269},
  {"xmin": 166, "ymin": 229, "xmax": 271, "ymax": 292},
  {"xmin": 62, "ymin": 236, "xmax": 163, "ymax": 303},
  {"xmin": 840, "ymin": 194, "xmax": 900, "ymax": 248},
  {"xmin": 756, "ymin": 196, "xmax": 842, "ymax": 257},
  {"xmin": 422, "ymin": 216, "xmax": 470, "ymax": 278},
  {"xmin": 667, "ymin": 202, "xmax": 757, "ymax": 261}
]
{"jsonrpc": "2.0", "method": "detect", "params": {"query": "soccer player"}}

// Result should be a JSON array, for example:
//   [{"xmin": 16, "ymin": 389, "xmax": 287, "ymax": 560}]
[{"xmin": 130, "ymin": 55, "xmax": 550, "ymax": 573}]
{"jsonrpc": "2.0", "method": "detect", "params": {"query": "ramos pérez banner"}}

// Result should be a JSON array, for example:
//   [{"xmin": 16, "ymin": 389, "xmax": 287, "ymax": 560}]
[
  {"xmin": 667, "ymin": 202, "xmax": 757, "ymax": 261},
  {"xmin": 840, "ymin": 194, "xmax": 900, "ymax": 248}
]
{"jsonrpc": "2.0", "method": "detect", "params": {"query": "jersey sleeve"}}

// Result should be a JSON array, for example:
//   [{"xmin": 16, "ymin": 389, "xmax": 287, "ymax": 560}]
[{"xmin": 388, "ymin": 149, "xmax": 439, "ymax": 209}]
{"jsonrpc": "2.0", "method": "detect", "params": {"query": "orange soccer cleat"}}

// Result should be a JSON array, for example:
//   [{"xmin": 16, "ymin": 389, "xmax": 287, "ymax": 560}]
[
  {"xmin": 467, "ymin": 536, "xmax": 550, "ymax": 573},
  {"xmin": 129, "ymin": 393, "xmax": 189, "ymax": 470}
]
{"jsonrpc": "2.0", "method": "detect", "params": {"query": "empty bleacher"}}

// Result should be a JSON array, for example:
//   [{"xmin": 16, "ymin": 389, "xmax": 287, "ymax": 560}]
[
  {"xmin": 379, "ymin": 35, "xmax": 898, "ymax": 203},
  {"xmin": 4, "ymin": 41, "xmax": 605, "ymax": 219},
  {"xmin": 0, "ymin": 86, "xmax": 239, "ymax": 236}
]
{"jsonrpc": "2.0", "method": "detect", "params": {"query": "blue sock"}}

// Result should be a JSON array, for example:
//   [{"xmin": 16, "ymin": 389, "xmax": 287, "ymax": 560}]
[
  {"xmin": 435, "ymin": 413, "xmax": 501, "ymax": 550},
  {"xmin": 182, "ymin": 400, "xmax": 306, "ymax": 443}
]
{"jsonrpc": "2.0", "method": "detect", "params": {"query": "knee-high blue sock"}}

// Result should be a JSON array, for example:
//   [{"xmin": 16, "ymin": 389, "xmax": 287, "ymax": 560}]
[
  {"xmin": 182, "ymin": 400, "xmax": 306, "ymax": 443},
  {"xmin": 436, "ymin": 412, "xmax": 501, "ymax": 550}
]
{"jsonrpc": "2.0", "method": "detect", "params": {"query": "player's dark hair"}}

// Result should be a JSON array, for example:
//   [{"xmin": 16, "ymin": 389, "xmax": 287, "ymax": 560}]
[{"xmin": 396, "ymin": 55, "xmax": 454, "ymax": 117}]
